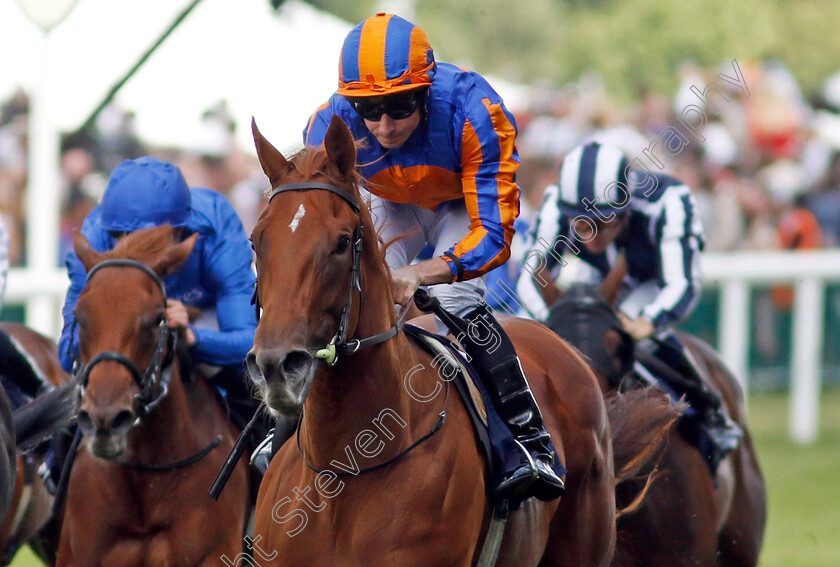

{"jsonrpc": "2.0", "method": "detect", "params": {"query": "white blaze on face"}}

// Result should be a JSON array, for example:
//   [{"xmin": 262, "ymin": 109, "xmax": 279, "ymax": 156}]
[{"xmin": 289, "ymin": 204, "xmax": 306, "ymax": 232}]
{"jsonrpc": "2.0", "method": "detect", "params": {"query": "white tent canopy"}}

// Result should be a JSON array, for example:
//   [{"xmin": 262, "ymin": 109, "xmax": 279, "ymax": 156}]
[{"xmin": 0, "ymin": 0, "xmax": 352, "ymax": 155}]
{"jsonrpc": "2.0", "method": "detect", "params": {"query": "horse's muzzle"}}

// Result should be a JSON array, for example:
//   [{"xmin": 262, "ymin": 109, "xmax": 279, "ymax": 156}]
[
  {"xmin": 77, "ymin": 408, "xmax": 134, "ymax": 459},
  {"xmin": 246, "ymin": 348, "xmax": 314, "ymax": 411}
]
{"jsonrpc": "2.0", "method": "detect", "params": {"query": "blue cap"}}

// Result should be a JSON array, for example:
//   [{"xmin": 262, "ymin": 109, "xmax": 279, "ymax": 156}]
[{"xmin": 99, "ymin": 157, "xmax": 191, "ymax": 232}]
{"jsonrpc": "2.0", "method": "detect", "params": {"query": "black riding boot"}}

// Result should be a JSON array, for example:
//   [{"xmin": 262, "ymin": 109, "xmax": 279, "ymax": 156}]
[
  {"xmin": 250, "ymin": 415, "xmax": 297, "ymax": 474},
  {"xmin": 460, "ymin": 304, "xmax": 565, "ymax": 502},
  {"xmin": 0, "ymin": 329, "xmax": 53, "ymax": 398},
  {"xmin": 641, "ymin": 338, "xmax": 742, "ymax": 465}
]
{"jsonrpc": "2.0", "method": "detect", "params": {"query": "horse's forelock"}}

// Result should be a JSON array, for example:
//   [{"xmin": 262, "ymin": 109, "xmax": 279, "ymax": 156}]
[
  {"xmin": 106, "ymin": 225, "xmax": 179, "ymax": 265},
  {"xmin": 288, "ymin": 145, "xmax": 364, "ymax": 188},
  {"xmin": 266, "ymin": 143, "xmax": 386, "ymax": 273}
]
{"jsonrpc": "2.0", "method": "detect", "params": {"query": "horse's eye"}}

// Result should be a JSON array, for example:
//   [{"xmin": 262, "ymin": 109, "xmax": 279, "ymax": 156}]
[{"xmin": 334, "ymin": 235, "xmax": 351, "ymax": 255}]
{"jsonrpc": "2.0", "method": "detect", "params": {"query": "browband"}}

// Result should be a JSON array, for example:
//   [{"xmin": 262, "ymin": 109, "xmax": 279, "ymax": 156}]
[
  {"xmin": 87, "ymin": 259, "xmax": 167, "ymax": 300},
  {"xmin": 268, "ymin": 182, "xmax": 360, "ymax": 213}
]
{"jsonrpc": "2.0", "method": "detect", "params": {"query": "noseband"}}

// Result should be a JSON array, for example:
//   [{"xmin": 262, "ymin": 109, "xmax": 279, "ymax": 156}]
[
  {"xmin": 75, "ymin": 259, "xmax": 176, "ymax": 416},
  {"xmin": 254, "ymin": 182, "xmax": 403, "ymax": 366}
]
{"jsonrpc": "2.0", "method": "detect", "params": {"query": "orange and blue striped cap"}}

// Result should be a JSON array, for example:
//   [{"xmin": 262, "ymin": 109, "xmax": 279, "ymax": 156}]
[{"xmin": 337, "ymin": 13, "xmax": 436, "ymax": 98}]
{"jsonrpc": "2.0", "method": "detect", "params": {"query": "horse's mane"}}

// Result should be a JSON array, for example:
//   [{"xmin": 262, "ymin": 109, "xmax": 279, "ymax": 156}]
[
  {"xmin": 263, "ymin": 144, "xmax": 365, "ymax": 199},
  {"xmin": 106, "ymin": 225, "xmax": 181, "ymax": 264}
]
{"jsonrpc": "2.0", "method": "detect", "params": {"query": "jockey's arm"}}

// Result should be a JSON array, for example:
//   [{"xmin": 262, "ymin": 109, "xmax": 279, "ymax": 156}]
[
  {"xmin": 436, "ymin": 87, "xmax": 519, "ymax": 286},
  {"xmin": 390, "ymin": 258, "xmax": 451, "ymax": 307},
  {"xmin": 640, "ymin": 188, "xmax": 704, "ymax": 330},
  {"xmin": 532, "ymin": 262, "xmax": 562, "ymax": 307}
]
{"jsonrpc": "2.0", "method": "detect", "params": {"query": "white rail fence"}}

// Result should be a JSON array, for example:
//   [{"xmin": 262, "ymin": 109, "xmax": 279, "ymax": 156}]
[
  {"xmin": 703, "ymin": 250, "xmax": 840, "ymax": 445},
  {"xmin": 6, "ymin": 249, "xmax": 840, "ymax": 444}
]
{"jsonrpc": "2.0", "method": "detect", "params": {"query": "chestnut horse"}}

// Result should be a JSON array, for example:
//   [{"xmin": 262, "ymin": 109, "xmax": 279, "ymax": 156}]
[
  {"xmin": 56, "ymin": 226, "xmax": 249, "ymax": 566},
  {"xmin": 546, "ymin": 284, "xmax": 767, "ymax": 567},
  {"xmin": 0, "ymin": 322, "xmax": 74, "ymax": 565},
  {"xmin": 247, "ymin": 116, "xmax": 680, "ymax": 566}
]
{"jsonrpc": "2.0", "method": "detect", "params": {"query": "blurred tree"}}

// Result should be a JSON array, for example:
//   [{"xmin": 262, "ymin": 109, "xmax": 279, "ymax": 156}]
[
  {"xmin": 302, "ymin": 0, "xmax": 375, "ymax": 23},
  {"xmin": 295, "ymin": 0, "xmax": 840, "ymax": 101}
]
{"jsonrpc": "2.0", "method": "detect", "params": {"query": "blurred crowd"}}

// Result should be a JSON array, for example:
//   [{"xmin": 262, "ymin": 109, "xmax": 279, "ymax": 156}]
[
  {"xmin": 0, "ymin": 93, "xmax": 266, "ymax": 271},
  {"xmin": 513, "ymin": 59, "xmax": 840, "ymax": 259},
  {"xmin": 2, "ymin": 58, "xmax": 840, "ymax": 272}
]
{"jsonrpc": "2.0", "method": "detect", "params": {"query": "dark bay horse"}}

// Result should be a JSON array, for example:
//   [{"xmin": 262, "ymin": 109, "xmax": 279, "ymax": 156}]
[
  {"xmin": 0, "ymin": 322, "xmax": 75, "ymax": 565},
  {"xmin": 0, "ymin": 384, "xmax": 13, "ymax": 525},
  {"xmin": 247, "ymin": 116, "xmax": 680, "ymax": 566},
  {"xmin": 56, "ymin": 226, "xmax": 249, "ymax": 566},
  {"xmin": 547, "ymin": 284, "xmax": 767, "ymax": 567}
]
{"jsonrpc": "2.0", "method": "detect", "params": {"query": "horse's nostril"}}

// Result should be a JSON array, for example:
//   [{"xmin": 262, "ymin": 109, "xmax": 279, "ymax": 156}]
[
  {"xmin": 253, "ymin": 348, "xmax": 312, "ymax": 384},
  {"xmin": 246, "ymin": 351, "xmax": 260, "ymax": 377},
  {"xmin": 77, "ymin": 410, "xmax": 94, "ymax": 436},
  {"xmin": 109, "ymin": 410, "xmax": 135, "ymax": 433},
  {"xmin": 282, "ymin": 350, "xmax": 313, "ymax": 381},
  {"xmin": 255, "ymin": 350, "xmax": 281, "ymax": 381}
]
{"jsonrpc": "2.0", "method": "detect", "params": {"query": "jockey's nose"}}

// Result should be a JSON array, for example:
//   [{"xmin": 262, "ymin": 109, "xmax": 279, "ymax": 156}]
[{"xmin": 248, "ymin": 348, "xmax": 313, "ymax": 385}]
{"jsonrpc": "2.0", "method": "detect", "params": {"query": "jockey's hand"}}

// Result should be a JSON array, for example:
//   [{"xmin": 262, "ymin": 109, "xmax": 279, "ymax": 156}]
[
  {"xmin": 390, "ymin": 258, "xmax": 452, "ymax": 307},
  {"xmin": 166, "ymin": 299, "xmax": 196, "ymax": 346},
  {"xmin": 619, "ymin": 313, "xmax": 655, "ymax": 341},
  {"xmin": 390, "ymin": 265, "xmax": 424, "ymax": 307}
]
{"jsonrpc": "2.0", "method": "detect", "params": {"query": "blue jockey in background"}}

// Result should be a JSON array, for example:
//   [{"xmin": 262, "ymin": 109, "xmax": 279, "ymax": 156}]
[
  {"xmin": 42, "ymin": 156, "xmax": 261, "ymax": 492},
  {"xmin": 516, "ymin": 141, "xmax": 742, "ymax": 463}
]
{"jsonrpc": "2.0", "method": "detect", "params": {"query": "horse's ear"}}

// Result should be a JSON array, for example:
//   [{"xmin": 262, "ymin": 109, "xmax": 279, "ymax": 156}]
[
  {"xmin": 152, "ymin": 233, "xmax": 199, "ymax": 277},
  {"xmin": 323, "ymin": 114, "xmax": 356, "ymax": 178},
  {"xmin": 73, "ymin": 230, "xmax": 106, "ymax": 272},
  {"xmin": 603, "ymin": 328, "xmax": 635, "ymax": 382},
  {"xmin": 252, "ymin": 117, "xmax": 291, "ymax": 188}
]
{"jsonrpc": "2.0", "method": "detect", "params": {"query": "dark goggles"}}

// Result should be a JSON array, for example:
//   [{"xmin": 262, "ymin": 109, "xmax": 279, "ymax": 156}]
[{"xmin": 349, "ymin": 90, "xmax": 423, "ymax": 121}]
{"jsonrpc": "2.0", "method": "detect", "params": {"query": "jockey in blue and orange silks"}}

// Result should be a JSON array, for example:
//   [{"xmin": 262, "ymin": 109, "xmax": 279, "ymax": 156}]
[{"xmin": 300, "ymin": 12, "xmax": 565, "ymax": 502}]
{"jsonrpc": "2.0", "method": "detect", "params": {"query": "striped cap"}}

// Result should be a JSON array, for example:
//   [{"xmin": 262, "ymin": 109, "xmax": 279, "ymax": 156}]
[
  {"xmin": 558, "ymin": 142, "xmax": 631, "ymax": 219},
  {"xmin": 337, "ymin": 13, "xmax": 436, "ymax": 98}
]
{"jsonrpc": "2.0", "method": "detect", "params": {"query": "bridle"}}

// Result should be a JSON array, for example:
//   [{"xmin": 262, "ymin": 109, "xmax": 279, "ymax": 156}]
[
  {"xmin": 254, "ymin": 181, "xmax": 445, "ymax": 479},
  {"xmin": 206, "ymin": 178, "xmax": 448, "ymax": 495},
  {"xmin": 75, "ymin": 259, "xmax": 176, "ymax": 417},
  {"xmin": 254, "ymin": 182, "xmax": 405, "ymax": 366},
  {"xmin": 72, "ymin": 258, "xmax": 223, "ymax": 472}
]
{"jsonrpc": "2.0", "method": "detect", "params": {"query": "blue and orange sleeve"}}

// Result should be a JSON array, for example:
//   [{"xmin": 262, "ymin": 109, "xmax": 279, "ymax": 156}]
[
  {"xmin": 302, "ymin": 101, "xmax": 333, "ymax": 146},
  {"xmin": 443, "ymin": 94, "xmax": 520, "ymax": 282}
]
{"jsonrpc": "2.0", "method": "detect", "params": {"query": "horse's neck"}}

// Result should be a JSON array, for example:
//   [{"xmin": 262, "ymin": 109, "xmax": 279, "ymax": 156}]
[
  {"xmin": 126, "ymin": 368, "xmax": 204, "ymax": 462},
  {"xmin": 300, "ymin": 251, "xmax": 424, "ymax": 464}
]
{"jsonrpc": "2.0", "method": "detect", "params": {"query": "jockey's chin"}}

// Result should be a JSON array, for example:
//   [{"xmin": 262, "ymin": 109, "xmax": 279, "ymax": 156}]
[{"xmin": 581, "ymin": 240, "xmax": 610, "ymax": 254}]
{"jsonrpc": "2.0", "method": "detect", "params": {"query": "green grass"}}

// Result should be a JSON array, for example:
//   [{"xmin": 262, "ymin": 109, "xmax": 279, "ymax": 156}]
[
  {"xmin": 751, "ymin": 387, "xmax": 840, "ymax": 567},
  {"xmin": 9, "ymin": 388, "xmax": 840, "ymax": 566}
]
